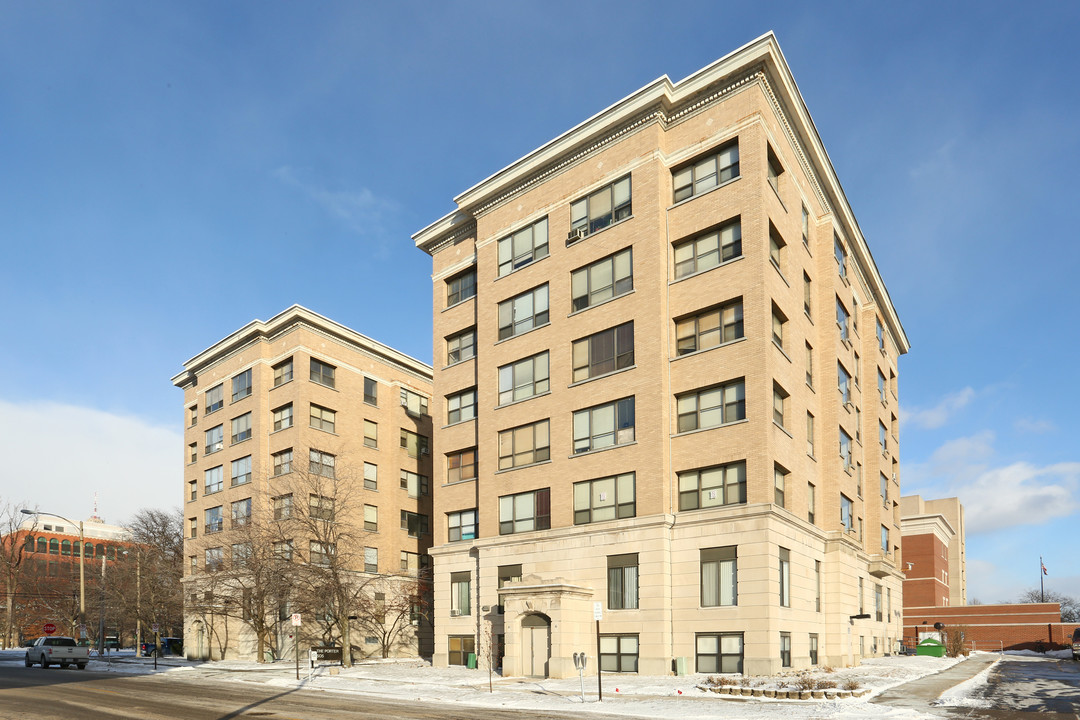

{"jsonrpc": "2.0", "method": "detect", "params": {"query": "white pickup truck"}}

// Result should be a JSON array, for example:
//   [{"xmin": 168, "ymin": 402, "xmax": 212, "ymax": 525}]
[{"xmin": 24, "ymin": 636, "xmax": 89, "ymax": 669}]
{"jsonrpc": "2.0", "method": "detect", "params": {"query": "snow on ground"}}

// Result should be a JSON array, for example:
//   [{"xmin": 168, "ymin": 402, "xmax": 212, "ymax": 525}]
[{"xmin": 931, "ymin": 656, "xmax": 998, "ymax": 709}]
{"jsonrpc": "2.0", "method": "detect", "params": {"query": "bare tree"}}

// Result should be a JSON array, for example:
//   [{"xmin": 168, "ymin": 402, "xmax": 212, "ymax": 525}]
[
  {"xmin": 352, "ymin": 571, "xmax": 430, "ymax": 660},
  {"xmin": 120, "ymin": 508, "xmax": 185, "ymax": 642},
  {"xmin": 0, "ymin": 499, "xmax": 36, "ymax": 648},
  {"xmin": 1016, "ymin": 588, "xmax": 1080, "ymax": 623}
]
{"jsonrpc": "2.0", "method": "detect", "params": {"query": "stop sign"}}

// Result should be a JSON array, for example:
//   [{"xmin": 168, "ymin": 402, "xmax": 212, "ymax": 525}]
[{"xmin": 43, "ymin": 623, "xmax": 56, "ymax": 635}]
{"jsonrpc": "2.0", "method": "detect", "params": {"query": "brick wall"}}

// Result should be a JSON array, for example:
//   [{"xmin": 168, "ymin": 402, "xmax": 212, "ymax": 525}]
[{"xmin": 903, "ymin": 603, "xmax": 1079, "ymax": 651}]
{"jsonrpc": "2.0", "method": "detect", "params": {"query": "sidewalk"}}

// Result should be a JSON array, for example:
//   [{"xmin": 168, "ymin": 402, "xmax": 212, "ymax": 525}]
[{"xmin": 872, "ymin": 653, "xmax": 998, "ymax": 713}]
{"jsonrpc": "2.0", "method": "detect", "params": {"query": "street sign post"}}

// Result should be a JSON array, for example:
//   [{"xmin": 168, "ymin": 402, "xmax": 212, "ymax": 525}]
[
  {"xmin": 43, "ymin": 623, "xmax": 56, "ymax": 635},
  {"xmin": 593, "ymin": 602, "xmax": 603, "ymax": 701},
  {"xmin": 291, "ymin": 614, "xmax": 301, "ymax": 680}
]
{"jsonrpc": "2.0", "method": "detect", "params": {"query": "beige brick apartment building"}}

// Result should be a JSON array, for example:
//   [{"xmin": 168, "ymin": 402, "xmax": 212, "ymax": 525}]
[
  {"xmin": 173, "ymin": 306, "xmax": 433, "ymax": 661},
  {"xmin": 413, "ymin": 33, "xmax": 909, "ymax": 677}
]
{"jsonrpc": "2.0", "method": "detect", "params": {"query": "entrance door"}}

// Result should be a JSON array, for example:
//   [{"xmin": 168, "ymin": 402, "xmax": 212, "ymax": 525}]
[{"xmin": 520, "ymin": 614, "xmax": 550, "ymax": 678}]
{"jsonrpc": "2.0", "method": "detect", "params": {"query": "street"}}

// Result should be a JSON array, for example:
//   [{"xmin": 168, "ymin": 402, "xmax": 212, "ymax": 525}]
[{"xmin": 946, "ymin": 655, "xmax": 1080, "ymax": 719}]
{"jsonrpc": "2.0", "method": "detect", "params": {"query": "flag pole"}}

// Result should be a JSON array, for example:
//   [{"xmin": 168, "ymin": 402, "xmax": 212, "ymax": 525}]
[{"xmin": 1040, "ymin": 556, "xmax": 1045, "ymax": 602}]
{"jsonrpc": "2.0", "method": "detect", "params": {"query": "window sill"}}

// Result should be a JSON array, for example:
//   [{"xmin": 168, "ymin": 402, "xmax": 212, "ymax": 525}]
[
  {"xmin": 231, "ymin": 392, "xmax": 252, "ymax": 405},
  {"xmin": 570, "ymin": 440, "xmax": 637, "ymax": 459},
  {"xmin": 308, "ymin": 428, "xmax": 339, "ymax": 437},
  {"xmin": 494, "ymin": 250, "xmax": 551, "ymax": 282},
  {"xmin": 310, "ymin": 381, "xmax": 339, "ymax": 393},
  {"xmin": 804, "ymin": 309, "xmax": 813, "ymax": 325},
  {"xmin": 205, "ymin": 448, "xmax": 223, "ymax": 457},
  {"xmin": 493, "ymin": 459, "xmax": 552, "ymax": 476},
  {"xmin": 442, "ymin": 477, "xmax": 477, "ymax": 488},
  {"xmin": 269, "ymin": 426, "xmax": 294, "ymax": 436},
  {"xmin": 669, "ymin": 254, "xmax": 745, "ymax": 286},
  {"xmin": 571, "ymin": 214, "xmax": 634, "ymax": 245},
  {"xmin": 495, "ymin": 390, "xmax": 550, "ymax": 411},
  {"xmin": 442, "ymin": 295, "xmax": 476, "ymax": 314},
  {"xmin": 773, "ymin": 421, "xmax": 792, "ymax": 438},
  {"xmin": 771, "ymin": 260, "xmax": 790, "ymax": 287},
  {"xmin": 270, "ymin": 378, "xmax": 294, "ymax": 392},
  {"xmin": 672, "ymin": 417, "xmax": 749, "ymax": 438},
  {"xmin": 567, "ymin": 366, "xmax": 635, "ymax": 389},
  {"xmin": 443, "ymin": 356, "xmax": 476, "ymax": 371},
  {"xmin": 493, "ymin": 321, "xmax": 550, "ymax": 347},
  {"xmin": 231, "ymin": 436, "xmax": 253, "ymax": 446},
  {"xmin": 668, "ymin": 174, "xmax": 741, "ymax": 211},
  {"xmin": 671, "ymin": 336, "xmax": 746, "ymax": 362},
  {"xmin": 442, "ymin": 417, "xmax": 477, "ymax": 430},
  {"xmin": 773, "ymin": 341, "xmax": 791, "ymax": 363},
  {"xmin": 567, "ymin": 288, "xmax": 635, "ymax": 319}
]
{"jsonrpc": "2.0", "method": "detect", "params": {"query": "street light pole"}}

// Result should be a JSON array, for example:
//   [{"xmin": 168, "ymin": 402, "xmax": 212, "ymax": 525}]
[{"xmin": 22, "ymin": 510, "xmax": 85, "ymax": 638}]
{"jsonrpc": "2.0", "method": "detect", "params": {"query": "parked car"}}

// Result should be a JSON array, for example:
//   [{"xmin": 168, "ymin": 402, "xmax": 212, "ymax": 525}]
[
  {"xmin": 24, "ymin": 636, "xmax": 89, "ymax": 669},
  {"xmin": 1071, "ymin": 627, "xmax": 1079, "ymax": 661},
  {"xmin": 141, "ymin": 637, "xmax": 183, "ymax": 656}
]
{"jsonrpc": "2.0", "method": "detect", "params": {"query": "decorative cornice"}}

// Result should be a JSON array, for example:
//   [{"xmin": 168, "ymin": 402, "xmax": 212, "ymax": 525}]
[{"xmin": 427, "ymin": 219, "xmax": 477, "ymax": 255}]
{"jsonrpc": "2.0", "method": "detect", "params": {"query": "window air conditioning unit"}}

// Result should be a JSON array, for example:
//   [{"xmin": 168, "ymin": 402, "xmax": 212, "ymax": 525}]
[{"xmin": 566, "ymin": 227, "xmax": 587, "ymax": 245}]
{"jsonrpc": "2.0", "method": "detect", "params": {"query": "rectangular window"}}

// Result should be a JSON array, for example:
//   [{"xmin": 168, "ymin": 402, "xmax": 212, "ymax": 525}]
[
  {"xmin": 447, "ymin": 448, "xmax": 477, "ymax": 483},
  {"xmin": 767, "ymin": 146, "xmax": 783, "ymax": 194},
  {"xmin": 696, "ymin": 633, "xmax": 743, "ymax": 674},
  {"xmin": 571, "ymin": 174, "xmax": 631, "ymax": 235},
  {"xmin": 498, "ymin": 216, "xmax": 549, "ymax": 276},
  {"xmin": 451, "ymin": 572, "xmax": 472, "ymax": 616},
  {"xmin": 309, "ymin": 541, "xmax": 333, "ymax": 566},
  {"xmin": 309, "ymin": 404, "xmax": 335, "ymax": 433},
  {"xmin": 188, "ymin": 480, "xmax": 197, "ymax": 501},
  {"xmin": 204, "ymin": 466, "xmax": 223, "ymax": 494},
  {"xmin": 447, "ymin": 270, "xmax": 476, "ymax": 306},
  {"xmin": 780, "ymin": 632, "xmax": 792, "ymax": 668},
  {"xmin": 807, "ymin": 412, "xmax": 815, "ymax": 456},
  {"xmin": 881, "ymin": 526, "xmax": 889, "ymax": 554},
  {"xmin": 879, "ymin": 421, "xmax": 888, "ymax": 455},
  {"xmin": 273, "ymin": 358, "xmax": 293, "ymax": 387},
  {"xmin": 308, "ymin": 494, "xmax": 334, "ymax": 521},
  {"xmin": 803, "ymin": 272, "xmax": 812, "ymax": 315},
  {"xmin": 310, "ymin": 358, "xmax": 336, "ymax": 388},
  {"xmin": 835, "ymin": 234, "xmax": 848, "ymax": 280},
  {"xmin": 231, "ymin": 498, "xmax": 251, "ymax": 528},
  {"xmin": 701, "ymin": 546, "xmax": 737, "ymax": 607},
  {"xmin": 272, "ymin": 449, "xmax": 292, "ymax": 476},
  {"xmin": 779, "ymin": 548, "xmax": 791, "ymax": 607},
  {"xmin": 400, "ymin": 551, "xmax": 422, "ymax": 573},
  {"xmin": 400, "ymin": 469, "xmax": 428, "ymax": 498},
  {"xmin": 841, "ymin": 494, "xmax": 854, "ymax": 532},
  {"xmin": 808, "ymin": 483, "xmax": 816, "ymax": 525},
  {"xmin": 448, "ymin": 509, "xmax": 477, "ymax": 542},
  {"xmin": 673, "ymin": 220, "xmax": 741, "ymax": 278},
  {"xmin": 364, "ymin": 420, "xmax": 378, "ymax": 448},
  {"xmin": 188, "ymin": 443, "xmax": 197, "ymax": 464},
  {"xmin": 838, "ymin": 362, "xmax": 852, "ymax": 404},
  {"xmin": 802, "ymin": 204, "xmax": 810, "ymax": 247},
  {"xmin": 498, "ymin": 564, "xmax": 522, "ymax": 612},
  {"xmin": 205, "ymin": 384, "xmax": 224, "ymax": 414},
  {"xmin": 679, "ymin": 461, "xmax": 746, "ymax": 511},
  {"xmin": 189, "ymin": 518, "xmax": 197, "ymax": 539},
  {"xmin": 769, "ymin": 224, "xmax": 786, "ymax": 272},
  {"xmin": 815, "ymin": 560, "xmax": 822, "ymax": 612},
  {"xmin": 878, "ymin": 370, "xmax": 887, "ymax": 404},
  {"xmin": 880, "ymin": 473, "xmax": 889, "ymax": 506},
  {"xmin": 205, "ymin": 425, "xmax": 223, "ymax": 454},
  {"xmin": 400, "ymin": 388, "xmax": 429, "ymax": 416},
  {"xmin": 573, "ymin": 472, "xmax": 635, "ymax": 525},
  {"xmin": 805, "ymin": 342, "xmax": 814, "ymax": 387},
  {"xmin": 401, "ymin": 510, "xmax": 429, "ymax": 537},
  {"xmin": 447, "ymin": 635, "xmax": 475, "ymax": 666},
  {"xmin": 364, "ymin": 504, "xmax": 378, "ymax": 532},
  {"xmin": 674, "ymin": 141, "xmax": 739, "ymax": 202},
  {"xmin": 447, "ymin": 387, "xmax": 478, "ymax": 423},
  {"xmin": 189, "ymin": 405, "xmax": 197, "ymax": 426},
  {"xmin": 497, "ymin": 419, "xmax": 550, "ymax": 470},
  {"xmin": 204, "ymin": 506, "xmax": 223, "ymax": 535},
  {"xmin": 231, "ymin": 413, "xmax": 252, "ymax": 444},
  {"xmin": 572, "ymin": 323, "xmax": 633, "ymax": 382},
  {"xmin": 607, "ymin": 554, "xmax": 639, "ymax": 610},
  {"xmin": 676, "ymin": 379, "xmax": 745, "ymax": 433},
  {"xmin": 362, "ymin": 376, "xmax": 377, "ymax": 406},
  {"xmin": 571, "ymin": 247, "xmax": 633, "ymax": 312},
  {"xmin": 573, "ymin": 397, "xmax": 635, "ymax": 454},
  {"xmin": 400, "ymin": 429, "xmax": 429, "ymax": 458},
  {"xmin": 774, "ymin": 465, "xmax": 787, "ymax": 508},
  {"xmin": 309, "ymin": 449, "xmax": 335, "ymax": 478},
  {"xmin": 231, "ymin": 456, "xmax": 251, "ymax": 486},
  {"xmin": 837, "ymin": 297, "xmax": 850, "ymax": 342},
  {"xmin": 498, "ymin": 487, "xmax": 550, "ymax": 535},
  {"xmin": 497, "ymin": 284, "xmax": 549, "ymax": 340},
  {"xmin": 231, "ymin": 369, "xmax": 252, "ymax": 402},
  {"xmin": 446, "ymin": 328, "xmax": 476, "ymax": 365},
  {"xmin": 773, "ymin": 383, "xmax": 788, "ymax": 428},
  {"xmin": 364, "ymin": 547, "xmax": 378, "ymax": 574},
  {"xmin": 205, "ymin": 546, "xmax": 223, "ymax": 571},
  {"xmin": 771, "ymin": 303, "xmax": 787, "ymax": 349},
  {"xmin": 273, "ymin": 540, "xmax": 293, "ymax": 561},
  {"xmin": 676, "ymin": 299, "xmax": 743, "ymax": 355},
  {"xmin": 599, "ymin": 634, "xmax": 638, "ymax": 673},
  {"xmin": 499, "ymin": 352, "xmax": 550, "ymax": 405},
  {"xmin": 272, "ymin": 403, "xmax": 293, "ymax": 431},
  {"xmin": 364, "ymin": 462, "xmax": 378, "ymax": 490},
  {"xmin": 273, "ymin": 494, "xmax": 292, "ymax": 520}
]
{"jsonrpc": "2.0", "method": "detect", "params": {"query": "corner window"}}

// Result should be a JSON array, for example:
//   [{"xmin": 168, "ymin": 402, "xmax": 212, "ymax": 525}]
[
  {"xmin": 573, "ymin": 472, "xmax": 635, "ymax": 524},
  {"xmin": 497, "ymin": 420, "xmax": 549, "ymax": 470},
  {"xmin": 673, "ymin": 220, "xmax": 741, "ymax": 279},
  {"xmin": 400, "ymin": 388, "xmax": 429, "ymax": 416},
  {"xmin": 573, "ymin": 397, "xmax": 634, "ymax": 454},
  {"xmin": 571, "ymin": 247, "xmax": 632, "ymax": 312},
  {"xmin": 680, "ymin": 462, "xmax": 746, "ymax": 511},
  {"xmin": 447, "ymin": 270, "xmax": 476, "ymax": 306},
  {"xmin": 700, "ymin": 546, "xmax": 737, "ymax": 607},
  {"xmin": 272, "ymin": 403, "xmax": 293, "ymax": 431},
  {"xmin": 498, "ymin": 284, "xmax": 549, "ymax": 340},
  {"xmin": 571, "ymin": 175, "xmax": 631, "ymax": 236},
  {"xmin": 572, "ymin": 323, "xmax": 633, "ymax": 383},
  {"xmin": 401, "ymin": 510, "xmax": 429, "ymax": 537},
  {"xmin": 498, "ymin": 217, "xmax": 549, "ymax": 276},
  {"xmin": 400, "ymin": 469, "xmax": 428, "ymax": 498},
  {"xmin": 310, "ymin": 358, "xmax": 336, "ymax": 388},
  {"xmin": 675, "ymin": 300, "xmax": 743, "ymax": 355},
  {"xmin": 676, "ymin": 379, "xmax": 745, "ymax": 433},
  {"xmin": 498, "ymin": 488, "xmax": 550, "ymax": 535},
  {"xmin": 498, "ymin": 353, "xmax": 549, "ymax": 405},
  {"xmin": 231, "ymin": 369, "xmax": 252, "ymax": 402},
  {"xmin": 673, "ymin": 141, "xmax": 739, "ymax": 202},
  {"xmin": 273, "ymin": 358, "xmax": 293, "ymax": 387},
  {"xmin": 400, "ymin": 429, "xmax": 429, "ymax": 458}
]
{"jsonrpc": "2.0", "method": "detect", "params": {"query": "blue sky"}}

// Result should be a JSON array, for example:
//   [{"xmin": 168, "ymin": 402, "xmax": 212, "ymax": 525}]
[{"xmin": 1, "ymin": 2, "xmax": 1077, "ymax": 603}]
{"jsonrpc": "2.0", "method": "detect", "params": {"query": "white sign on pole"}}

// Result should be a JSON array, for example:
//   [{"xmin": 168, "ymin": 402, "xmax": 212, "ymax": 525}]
[
  {"xmin": 291, "ymin": 613, "xmax": 302, "ymax": 627},
  {"xmin": 593, "ymin": 601, "xmax": 603, "ymax": 621},
  {"xmin": 151, "ymin": 623, "xmax": 160, "ymax": 633}
]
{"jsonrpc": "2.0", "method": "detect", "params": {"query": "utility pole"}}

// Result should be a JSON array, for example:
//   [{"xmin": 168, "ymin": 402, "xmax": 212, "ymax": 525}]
[{"xmin": 98, "ymin": 553, "xmax": 107, "ymax": 657}]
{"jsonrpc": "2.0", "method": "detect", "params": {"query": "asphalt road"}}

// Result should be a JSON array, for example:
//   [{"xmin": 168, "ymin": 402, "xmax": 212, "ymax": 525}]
[{"xmin": 951, "ymin": 655, "xmax": 1080, "ymax": 719}]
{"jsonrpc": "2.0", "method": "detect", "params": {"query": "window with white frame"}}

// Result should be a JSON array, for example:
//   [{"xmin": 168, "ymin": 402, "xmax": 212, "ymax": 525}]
[
  {"xmin": 231, "ymin": 369, "xmax": 252, "ymax": 402},
  {"xmin": 679, "ymin": 461, "xmax": 746, "ymax": 511},
  {"xmin": 448, "ymin": 509, "xmax": 477, "ymax": 542},
  {"xmin": 572, "ymin": 323, "xmax": 633, "ymax": 382},
  {"xmin": 497, "ymin": 420, "xmax": 549, "ymax": 470},
  {"xmin": 364, "ymin": 462, "xmax": 377, "ymax": 491},
  {"xmin": 231, "ymin": 456, "xmax": 251, "ymax": 486},
  {"xmin": 446, "ymin": 270, "xmax": 476, "ymax": 306},
  {"xmin": 571, "ymin": 175, "xmax": 631, "ymax": 235},
  {"xmin": 573, "ymin": 472, "xmax": 635, "ymax": 524},
  {"xmin": 571, "ymin": 247, "xmax": 633, "ymax": 312},
  {"xmin": 498, "ymin": 488, "xmax": 550, "ymax": 535},
  {"xmin": 497, "ymin": 284, "xmax": 549, "ymax": 340},
  {"xmin": 446, "ymin": 328, "xmax": 476, "ymax": 365},
  {"xmin": 673, "ymin": 220, "xmax": 742, "ymax": 279},
  {"xmin": 499, "ymin": 353, "xmax": 549, "ymax": 405},
  {"xmin": 676, "ymin": 299, "xmax": 743, "ymax": 356},
  {"xmin": 607, "ymin": 553, "xmax": 638, "ymax": 610},
  {"xmin": 498, "ymin": 216, "xmax": 549, "ymax": 276},
  {"xmin": 676, "ymin": 379, "xmax": 745, "ymax": 433},
  {"xmin": 701, "ymin": 546, "xmax": 737, "ymax": 607},
  {"xmin": 573, "ymin": 396, "xmax": 634, "ymax": 454},
  {"xmin": 447, "ymin": 387, "xmax": 478, "ymax": 423},
  {"xmin": 673, "ymin": 141, "xmax": 739, "ymax": 202},
  {"xmin": 450, "ymin": 571, "xmax": 471, "ymax": 616}
]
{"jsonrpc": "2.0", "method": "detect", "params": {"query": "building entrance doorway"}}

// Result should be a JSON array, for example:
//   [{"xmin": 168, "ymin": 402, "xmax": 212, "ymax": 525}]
[{"xmin": 520, "ymin": 614, "xmax": 551, "ymax": 678}]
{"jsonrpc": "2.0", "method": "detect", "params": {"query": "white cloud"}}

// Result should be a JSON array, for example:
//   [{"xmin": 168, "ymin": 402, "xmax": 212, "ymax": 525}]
[
  {"xmin": 273, "ymin": 165, "xmax": 397, "ymax": 246},
  {"xmin": 899, "ymin": 387, "xmax": 975, "ymax": 430},
  {"xmin": 1014, "ymin": 417, "xmax": 1056, "ymax": 434},
  {"xmin": 0, "ymin": 399, "xmax": 181, "ymax": 527}
]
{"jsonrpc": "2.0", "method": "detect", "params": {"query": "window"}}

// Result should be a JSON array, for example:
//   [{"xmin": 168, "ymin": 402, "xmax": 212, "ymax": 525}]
[
  {"xmin": 401, "ymin": 510, "xmax": 428, "ymax": 537},
  {"xmin": 498, "ymin": 216, "xmax": 549, "ymax": 276},
  {"xmin": 803, "ymin": 272, "xmax": 812, "ymax": 315},
  {"xmin": 364, "ymin": 420, "xmax": 378, "ymax": 448},
  {"xmin": 837, "ymin": 297, "xmax": 850, "ymax": 342},
  {"xmin": 205, "ymin": 466, "xmax": 223, "ymax": 494},
  {"xmin": 400, "ymin": 388, "xmax": 428, "ymax": 416},
  {"xmin": 841, "ymin": 494, "xmax": 854, "ymax": 532},
  {"xmin": 878, "ymin": 370, "xmax": 887, "ymax": 404},
  {"xmin": 880, "ymin": 473, "xmax": 889, "ymax": 506},
  {"xmin": 205, "ymin": 384, "xmax": 224, "ymax": 414},
  {"xmin": 805, "ymin": 343, "xmax": 814, "ymax": 387},
  {"xmin": 231, "ymin": 369, "xmax": 252, "ymax": 402},
  {"xmin": 497, "ymin": 284, "xmax": 549, "ymax": 340},
  {"xmin": 364, "ymin": 547, "xmax": 378, "ymax": 573},
  {"xmin": 573, "ymin": 397, "xmax": 635, "ymax": 453},
  {"xmin": 676, "ymin": 299, "xmax": 743, "ymax": 355},
  {"xmin": 679, "ymin": 461, "xmax": 746, "ymax": 511},
  {"xmin": 205, "ymin": 425, "xmax": 223, "ymax": 454},
  {"xmin": 498, "ymin": 419, "xmax": 550, "ymax": 470},
  {"xmin": 205, "ymin": 506, "xmax": 223, "ymax": 535},
  {"xmin": 498, "ymin": 354, "xmax": 553, "ymax": 409},
  {"xmin": 673, "ymin": 220, "xmax": 742, "ymax": 278},
  {"xmin": 364, "ymin": 462, "xmax": 378, "ymax": 490},
  {"xmin": 571, "ymin": 174, "xmax": 631, "ymax": 235},
  {"xmin": 309, "ymin": 449, "xmax": 335, "ymax": 478},
  {"xmin": 780, "ymin": 632, "xmax": 792, "ymax": 668},
  {"xmin": 771, "ymin": 303, "xmax": 787, "ymax": 349},
  {"xmin": 231, "ymin": 456, "xmax": 251, "ymax": 486},
  {"xmin": 205, "ymin": 546, "xmax": 223, "ymax": 571},
  {"xmin": 767, "ymin": 146, "xmax": 783, "ymax": 195},
  {"xmin": 231, "ymin": 498, "xmax": 251, "ymax": 528},
  {"xmin": 272, "ymin": 403, "xmax": 293, "ymax": 431},
  {"xmin": 774, "ymin": 465, "xmax": 787, "ymax": 508},
  {"xmin": 273, "ymin": 494, "xmax": 292, "ymax": 520},
  {"xmin": 807, "ymin": 412, "xmax": 815, "ymax": 456},
  {"xmin": 188, "ymin": 442, "xmax": 197, "ymax": 463},
  {"xmin": 574, "ymin": 472, "xmax": 635, "ymax": 524},
  {"xmin": 701, "ymin": 546, "xmax": 737, "ymax": 607},
  {"xmin": 802, "ymin": 204, "xmax": 810, "ymax": 247},
  {"xmin": 498, "ymin": 488, "xmax": 550, "ymax": 535},
  {"xmin": 572, "ymin": 323, "xmax": 633, "ymax": 382},
  {"xmin": 840, "ymin": 428, "xmax": 853, "ymax": 469},
  {"xmin": 188, "ymin": 480, "xmax": 197, "ymax": 501},
  {"xmin": 838, "ymin": 363, "xmax": 852, "ymax": 404},
  {"xmin": 447, "ymin": 270, "xmax": 476, "ymax": 306},
  {"xmin": 272, "ymin": 449, "xmax": 292, "ymax": 476},
  {"xmin": 400, "ymin": 551, "xmax": 424, "ymax": 573},
  {"xmin": 859, "ymin": 578, "xmax": 865, "ymax": 615},
  {"xmin": 446, "ymin": 328, "xmax": 476, "ymax": 365},
  {"xmin": 879, "ymin": 421, "xmax": 888, "ymax": 455},
  {"xmin": 696, "ymin": 633, "xmax": 743, "ymax": 674},
  {"xmin": 447, "ymin": 635, "xmax": 475, "ymax": 666},
  {"xmin": 779, "ymin": 548, "xmax": 791, "ymax": 607},
  {"xmin": 877, "ymin": 317, "xmax": 886, "ymax": 351},
  {"xmin": 304, "ymin": 404, "xmax": 335, "ymax": 434},
  {"xmin": 189, "ymin": 405, "xmax": 197, "ymax": 426},
  {"xmin": 309, "ymin": 494, "xmax": 334, "ymax": 521},
  {"xmin": 769, "ymin": 224, "xmax": 786, "ymax": 272},
  {"xmin": 363, "ymin": 377, "xmax": 377, "ymax": 405},
  {"xmin": 364, "ymin": 504, "xmax": 378, "ymax": 532},
  {"xmin": 808, "ymin": 483, "xmax": 816, "ymax": 524},
  {"xmin": 309, "ymin": 358, "xmax": 335, "ymax": 388},
  {"xmin": 231, "ymin": 413, "xmax": 252, "ymax": 444},
  {"xmin": 448, "ymin": 509, "xmax": 477, "ymax": 542},
  {"xmin": 815, "ymin": 560, "xmax": 822, "ymax": 612},
  {"xmin": 273, "ymin": 358, "xmax": 293, "ymax": 387},
  {"xmin": 447, "ymin": 449, "xmax": 476, "ymax": 483},
  {"xmin": 571, "ymin": 247, "xmax": 633, "ymax": 311},
  {"xmin": 834, "ymin": 234, "xmax": 848, "ymax": 280},
  {"xmin": 674, "ymin": 142, "xmax": 739, "ymax": 202},
  {"xmin": 400, "ymin": 469, "xmax": 428, "ymax": 498},
  {"xmin": 309, "ymin": 541, "xmax": 333, "ymax": 566},
  {"xmin": 773, "ymin": 383, "xmax": 788, "ymax": 428},
  {"xmin": 274, "ymin": 540, "xmax": 294, "ymax": 561},
  {"xmin": 498, "ymin": 564, "xmax": 522, "ymax": 611},
  {"xmin": 400, "ymin": 429, "xmax": 429, "ymax": 458},
  {"xmin": 881, "ymin": 525, "xmax": 889, "ymax": 554},
  {"xmin": 599, "ymin": 634, "xmax": 638, "ymax": 673},
  {"xmin": 676, "ymin": 379, "xmax": 745, "ymax": 433},
  {"xmin": 607, "ymin": 554, "xmax": 638, "ymax": 610}
]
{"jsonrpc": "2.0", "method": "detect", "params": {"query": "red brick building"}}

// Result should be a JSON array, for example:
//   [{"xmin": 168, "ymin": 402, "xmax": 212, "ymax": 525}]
[{"xmin": 904, "ymin": 603, "xmax": 1079, "ymax": 652}]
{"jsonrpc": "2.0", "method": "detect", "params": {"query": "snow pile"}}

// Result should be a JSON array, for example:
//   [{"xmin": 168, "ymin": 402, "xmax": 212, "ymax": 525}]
[{"xmin": 931, "ymin": 656, "xmax": 998, "ymax": 709}]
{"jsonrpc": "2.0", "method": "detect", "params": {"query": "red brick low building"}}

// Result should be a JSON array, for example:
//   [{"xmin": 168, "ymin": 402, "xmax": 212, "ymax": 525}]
[{"xmin": 904, "ymin": 603, "xmax": 1079, "ymax": 651}]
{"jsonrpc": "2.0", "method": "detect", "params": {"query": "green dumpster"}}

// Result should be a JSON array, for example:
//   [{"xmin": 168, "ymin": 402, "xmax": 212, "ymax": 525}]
[
  {"xmin": 467, "ymin": 652, "xmax": 477, "ymax": 669},
  {"xmin": 916, "ymin": 638, "xmax": 945, "ymax": 658}
]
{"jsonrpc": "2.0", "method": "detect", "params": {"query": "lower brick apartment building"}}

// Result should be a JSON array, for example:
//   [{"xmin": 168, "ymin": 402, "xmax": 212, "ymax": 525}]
[
  {"xmin": 412, "ymin": 33, "xmax": 910, "ymax": 677},
  {"xmin": 172, "ymin": 306, "xmax": 434, "ymax": 661}
]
